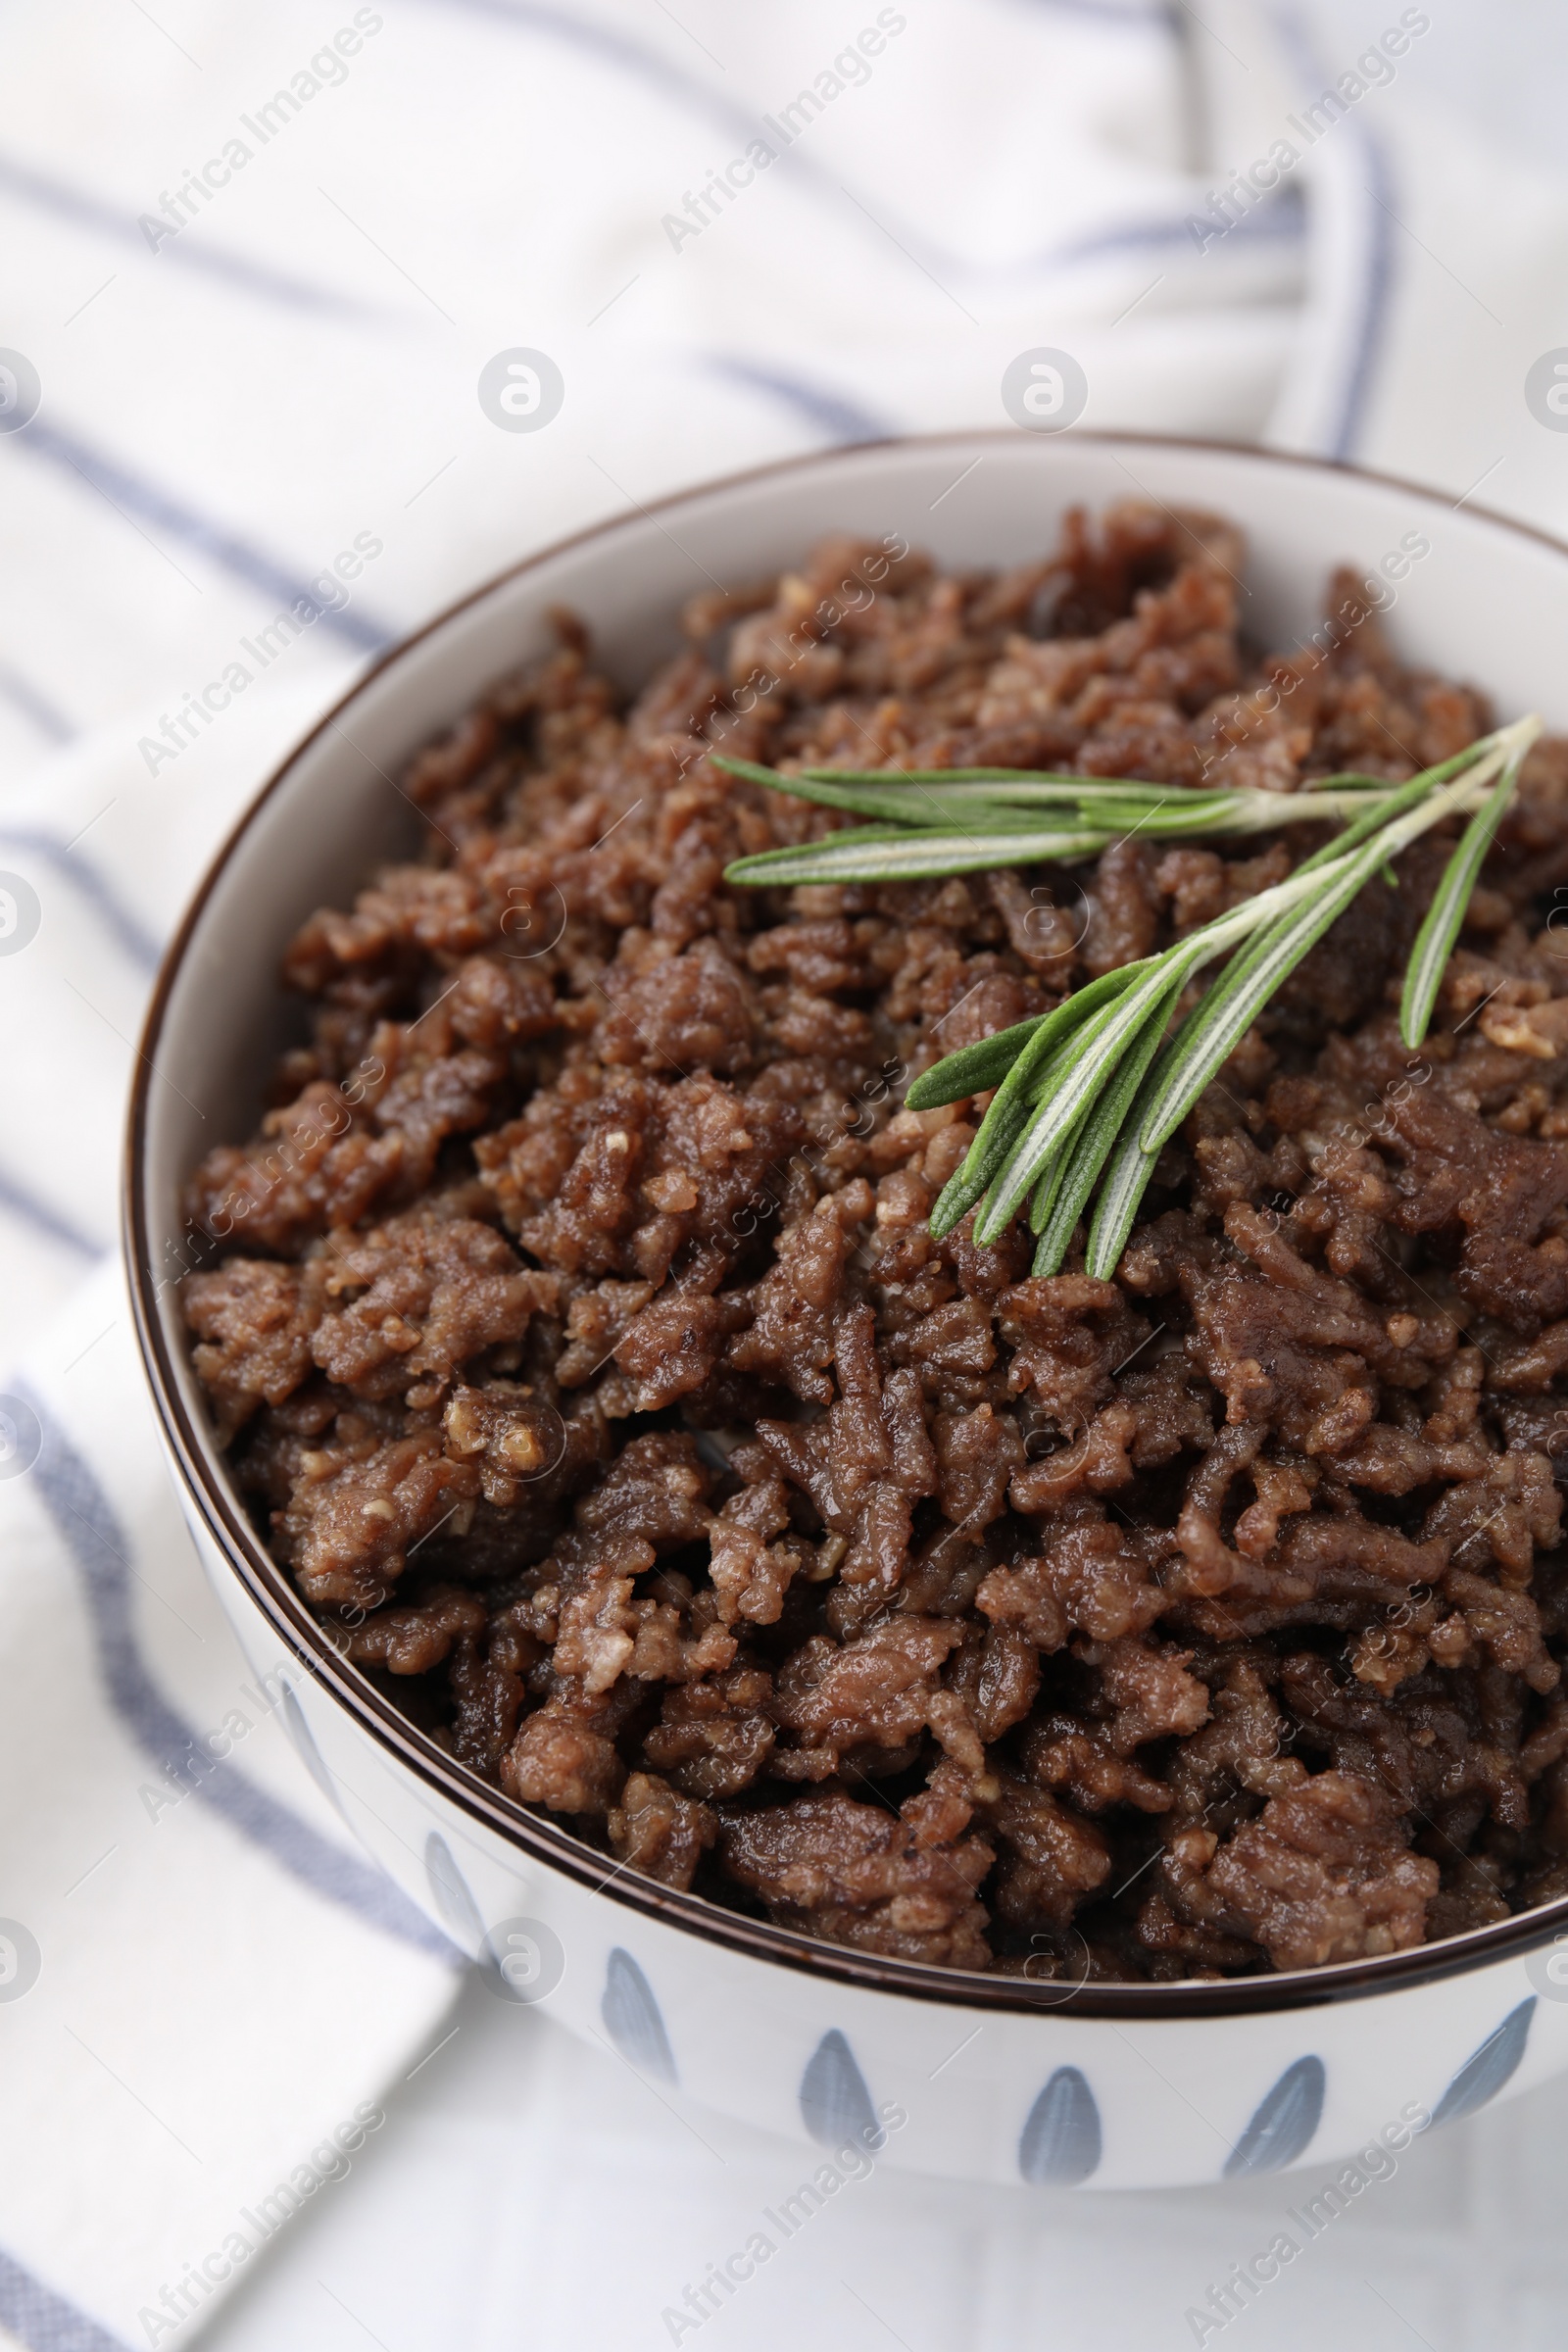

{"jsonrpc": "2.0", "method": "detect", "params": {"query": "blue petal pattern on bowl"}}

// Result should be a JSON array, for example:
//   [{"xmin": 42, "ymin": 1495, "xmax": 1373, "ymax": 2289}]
[
  {"xmin": 1429, "ymin": 1997, "xmax": 1535, "ymax": 2129},
  {"xmin": 800, "ymin": 2029, "xmax": 882, "ymax": 2150},
  {"xmin": 602, "ymin": 1947, "xmax": 677, "ymax": 2083},
  {"xmin": 1018, "ymin": 2066, "xmax": 1102, "ymax": 2185},
  {"xmin": 280, "ymin": 1681, "xmax": 342, "ymax": 1814},
  {"xmin": 1223, "ymin": 2055, "xmax": 1325, "ymax": 2178},
  {"xmin": 423, "ymin": 1831, "xmax": 486, "ymax": 1952}
]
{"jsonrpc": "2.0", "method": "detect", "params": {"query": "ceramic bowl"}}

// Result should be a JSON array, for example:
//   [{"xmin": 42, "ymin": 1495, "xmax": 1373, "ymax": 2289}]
[{"xmin": 126, "ymin": 430, "xmax": 1568, "ymax": 2191}]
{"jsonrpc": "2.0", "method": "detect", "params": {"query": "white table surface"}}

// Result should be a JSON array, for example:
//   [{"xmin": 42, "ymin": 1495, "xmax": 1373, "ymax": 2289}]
[{"xmin": 195, "ymin": 1963, "xmax": 1568, "ymax": 2352}]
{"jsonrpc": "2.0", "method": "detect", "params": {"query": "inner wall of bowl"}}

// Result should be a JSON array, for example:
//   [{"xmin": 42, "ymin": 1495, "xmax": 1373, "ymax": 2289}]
[{"xmin": 141, "ymin": 432, "xmax": 1568, "ymax": 1458}]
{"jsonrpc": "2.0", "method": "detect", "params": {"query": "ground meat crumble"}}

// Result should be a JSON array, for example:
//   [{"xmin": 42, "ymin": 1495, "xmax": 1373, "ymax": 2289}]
[{"xmin": 181, "ymin": 503, "xmax": 1568, "ymax": 1982}]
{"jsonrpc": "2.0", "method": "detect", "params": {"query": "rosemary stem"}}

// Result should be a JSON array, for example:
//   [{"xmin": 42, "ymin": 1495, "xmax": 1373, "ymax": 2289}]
[{"xmin": 729, "ymin": 713, "xmax": 1542, "ymax": 1277}]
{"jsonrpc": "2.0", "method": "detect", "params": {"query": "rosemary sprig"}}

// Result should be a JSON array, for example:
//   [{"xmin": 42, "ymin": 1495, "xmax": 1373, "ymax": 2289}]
[
  {"xmin": 715, "ymin": 716, "xmax": 1541, "ymax": 1276},
  {"xmin": 717, "ymin": 755, "xmax": 1397, "ymax": 888},
  {"xmin": 1127, "ymin": 749, "xmax": 1488, "ymax": 1166},
  {"xmin": 1070, "ymin": 744, "xmax": 1515, "ymax": 1279}
]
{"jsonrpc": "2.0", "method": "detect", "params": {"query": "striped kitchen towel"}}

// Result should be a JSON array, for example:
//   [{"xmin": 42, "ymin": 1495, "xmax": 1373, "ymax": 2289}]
[{"xmin": 3, "ymin": 1, "xmax": 1568, "ymax": 2342}]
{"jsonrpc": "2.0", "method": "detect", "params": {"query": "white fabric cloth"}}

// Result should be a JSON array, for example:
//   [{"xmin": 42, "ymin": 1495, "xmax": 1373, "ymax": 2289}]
[
  {"xmin": 0, "ymin": 679, "xmax": 466, "ymax": 2352},
  {"xmin": 2, "ymin": 2, "xmax": 1568, "ymax": 2345}
]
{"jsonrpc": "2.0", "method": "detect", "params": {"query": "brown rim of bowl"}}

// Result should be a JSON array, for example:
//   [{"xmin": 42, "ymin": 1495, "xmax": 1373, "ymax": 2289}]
[{"xmin": 125, "ymin": 427, "xmax": 1568, "ymax": 2021}]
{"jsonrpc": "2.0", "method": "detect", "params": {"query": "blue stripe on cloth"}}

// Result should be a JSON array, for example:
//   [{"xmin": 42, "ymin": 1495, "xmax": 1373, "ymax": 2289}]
[
  {"xmin": 427, "ymin": 0, "xmax": 1300, "ymax": 290},
  {"xmin": 1051, "ymin": 185, "xmax": 1305, "ymax": 268},
  {"xmin": 423, "ymin": 0, "xmax": 956, "ymax": 266},
  {"xmin": 0, "ymin": 1170, "xmax": 101, "ymax": 1258},
  {"xmin": 0, "ymin": 151, "xmax": 388, "ymax": 319},
  {"xmin": 701, "ymin": 357, "xmax": 890, "ymax": 445},
  {"xmin": 420, "ymin": 0, "xmax": 760, "ymax": 143},
  {"xmin": 0, "ymin": 829, "xmax": 161, "ymax": 971},
  {"xmin": 1265, "ymin": 2, "xmax": 1394, "ymax": 464},
  {"xmin": 0, "ymin": 663, "xmax": 75, "ymax": 745},
  {"xmin": 1324, "ymin": 130, "xmax": 1395, "ymax": 463},
  {"xmin": 0, "ymin": 2243, "xmax": 132, "ymax": 2352},
  {"xmin": 9, "ymin": 420, "xmax": 398, "ymax": 655},
  {"xmin": 17, "ymin": 1387, "xmax": 461, "ymax": 1963}
]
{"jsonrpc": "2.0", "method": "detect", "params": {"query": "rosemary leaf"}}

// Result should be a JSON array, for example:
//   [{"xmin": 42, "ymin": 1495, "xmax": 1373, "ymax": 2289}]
[
  {"xmin": 1290, "ymin": 758, "xmax": 1457, "ymax": 873},
  {"xmin": 1084, "ymin": 1081, "xmax": 1166, "ymax": 1280},
  {"xmin": 927, "ymin": 982, "xmax": 1143, "ymax": 1237},
  {"xmin": 955, "ymin": 965, "xmax": 1152, "ymax": 1187},
  {"xmin": 793, "ymin": 765, "xmax": 1245, "ymax": 810},
  {"xmin": 1029, "ymin": 1143, "xmax": 1074, "ymax": 1238},
  {"xmin": 1399, "ymin": 748, "xmax": 1526, "ymax": 1050},
  {"xmin": 929, "ymin": 1090, "xmax": 1033, "ymax": 1237},
  {"xmin": 794, "ymin": 763, "xmax": 1188, "ymax": 789},
  {"xmin": 799, "ymin": 763, "xmax": 1136, "ymax": 784},
  {"xmin": 961, "ymin": 1023, "xmax": 1124, "ymax": 1247},
  {"xmin": 910, "ymin": 957, "xmax": 1170, "ymax": 1119},
  {"xmin": 723, "ymin": 825, "xmax": 1110, "ymax": 888},
  {"xmin": 972, "ymin": 957, "xmax": 1199, "ymax": 1244},
  {"xmin": 1136, "ymin": 828, "xmax": 1401, "ymax": 1158},
  {"xmin": 714, "ymin": 759, "xmax": 1088, "ymax": 829},
  {"xmin": 1031, "ymin": 969, "xmax": 1187, "ymax": 1275},
  {"xmin": 903, "ymin": 1013, "xmax": 1043, "ymax": 1110}
]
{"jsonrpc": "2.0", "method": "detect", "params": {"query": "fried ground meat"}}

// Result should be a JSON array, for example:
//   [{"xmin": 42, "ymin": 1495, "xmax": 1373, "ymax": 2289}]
[{"xmin": 184, "ymin": 503, "xmax": 1568, "ymax": 1977}]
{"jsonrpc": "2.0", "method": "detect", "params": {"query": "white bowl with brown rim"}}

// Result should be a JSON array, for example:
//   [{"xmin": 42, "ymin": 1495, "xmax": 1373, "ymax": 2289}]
[{"xmin": 127, "ymin": 430, "xmax": 1568, "ymax": 2191}]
